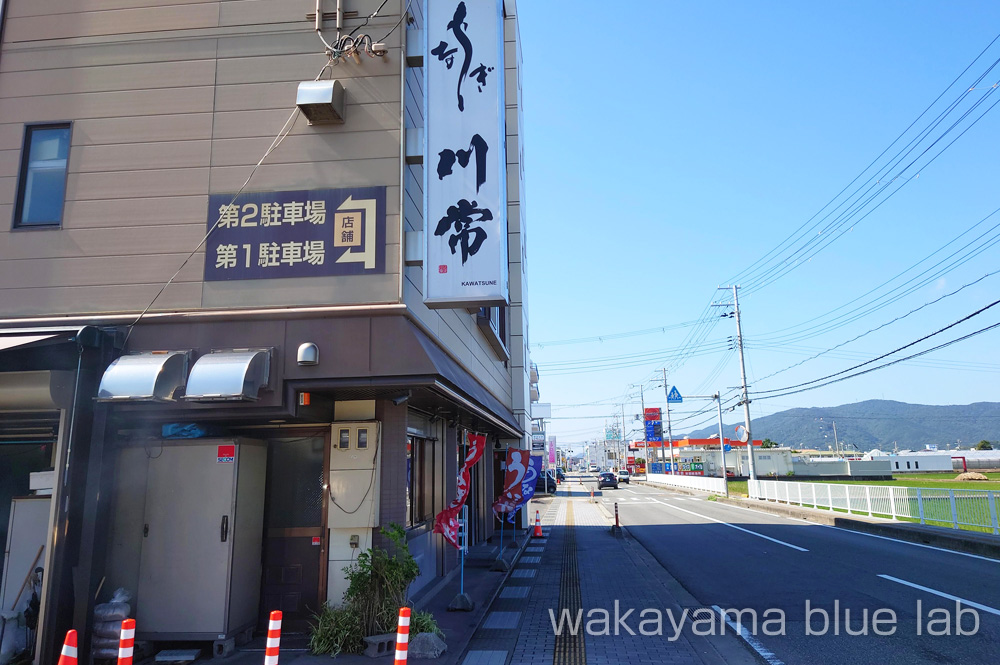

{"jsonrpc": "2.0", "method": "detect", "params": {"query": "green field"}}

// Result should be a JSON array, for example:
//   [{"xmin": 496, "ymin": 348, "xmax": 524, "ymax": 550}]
[
  {"xmin": 725, "ymin": 476, "xmax": 1000, "ymax": 534},
  {"xmin": 795, "ymin": 476, "xmax": 1000, "ymax": 490}
]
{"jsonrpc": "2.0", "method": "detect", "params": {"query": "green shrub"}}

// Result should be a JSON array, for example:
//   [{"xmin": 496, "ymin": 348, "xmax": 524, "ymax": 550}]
[
  {"xmin": 308, "ymin": 604, "xmax": 363, "ymax": 657},
  {"xmin": 410, "ymin": 610, "xmax": 443, "ymax": 637},
  {"xmin": 309, "ymin": 523, "xmax": 425, "ymax": 655}
]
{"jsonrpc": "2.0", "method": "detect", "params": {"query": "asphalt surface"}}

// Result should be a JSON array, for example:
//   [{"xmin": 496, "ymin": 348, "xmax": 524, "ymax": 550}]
[{"xmin": 577, "ymin": 473, "xmax": 1000, "ymax": 665}]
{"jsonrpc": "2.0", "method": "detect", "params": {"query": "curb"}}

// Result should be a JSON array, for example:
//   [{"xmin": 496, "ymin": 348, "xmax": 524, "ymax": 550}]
[{"xmin": 715, "ymin": 494, "xmax": 1000, "ymax": 560}]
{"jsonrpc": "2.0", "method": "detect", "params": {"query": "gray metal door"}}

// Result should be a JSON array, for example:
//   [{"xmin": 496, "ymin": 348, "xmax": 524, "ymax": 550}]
[{"xmin": 137, "ymin": 443, "xmax": 236, "ymax": 635}]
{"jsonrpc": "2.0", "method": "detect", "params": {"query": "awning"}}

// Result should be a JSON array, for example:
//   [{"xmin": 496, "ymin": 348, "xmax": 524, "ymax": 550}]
[
  {"xmin": 97, "ymin": 351, "xmax": 188, "ymax": 402},
  {"xmin": 0, "ymin": 333, "xmax": 59, "ymax": 351},
  {"xmin": 182, "ymin": 350, "xmax": 270, "ymax": 401}
]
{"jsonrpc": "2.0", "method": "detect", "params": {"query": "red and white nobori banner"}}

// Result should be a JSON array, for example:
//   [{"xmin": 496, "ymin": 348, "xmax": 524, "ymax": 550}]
[
  {"xmin": 433, "ymin": 431, "xmax": 487, "ymax": 549},
  {"xmin": 491, "ymin": 448, "xmax": 530, "ymax": 516}
]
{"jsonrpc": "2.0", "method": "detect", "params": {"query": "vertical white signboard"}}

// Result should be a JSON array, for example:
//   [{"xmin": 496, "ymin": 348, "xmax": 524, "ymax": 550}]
[{"xmin": 424, "ymin": 0, "xmax": 508, "ymax": 307}]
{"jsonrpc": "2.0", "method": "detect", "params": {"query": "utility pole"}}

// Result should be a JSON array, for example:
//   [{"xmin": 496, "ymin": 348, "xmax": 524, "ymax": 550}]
[
  {"xmin": 639, "ymin": 383, "xmax": 646, "ymax": 473},
  {"xmin": 716, "ymin": 392, "xmax": 729, "ymax": 497},
  {"xmin": 732, "ymin": 285, "xmax": 757, "ymax": 481},
  {"xmin": 832, "ymin": 420, "xmax": 840, "ymax": 457},
  {"xmin": 662, "ymin": 368, "xmax": 675, "ymax": 475}
]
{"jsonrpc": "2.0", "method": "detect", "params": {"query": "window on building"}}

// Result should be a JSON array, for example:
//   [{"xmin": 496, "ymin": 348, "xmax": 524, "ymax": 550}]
[
  {"xmin": 476, "ymin": 306, "xmax": 509, "ymax": 360},
  {"xmin": 906, "ymin": 461, "xmax": 911, "ymax": 469},
  {"xmin": 915, "ymin": 461, "xmax": 919, "ymax": 469},
  {"xmin": 895, "ymin": 461, "xmax": 899, "ymax": 469},
  {"xmin": 406, "ymin": 436, "xmax": 435, "ymax": 527},
  {"xmin": 14, "ymin": 124, "xmax": 71, "ymax": 228}
]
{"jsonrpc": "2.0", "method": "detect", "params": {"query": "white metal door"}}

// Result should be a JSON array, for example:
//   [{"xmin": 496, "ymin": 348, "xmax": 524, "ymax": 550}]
[{"xmin": 137, "ymin": 443, "xmax": 236, "ymax": 635}]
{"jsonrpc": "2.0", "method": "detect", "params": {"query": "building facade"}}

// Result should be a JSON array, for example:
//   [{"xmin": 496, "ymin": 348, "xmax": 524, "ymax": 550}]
[{"xmin": 0, "ymin": 0, "xmax": 530, "ymax": 661}]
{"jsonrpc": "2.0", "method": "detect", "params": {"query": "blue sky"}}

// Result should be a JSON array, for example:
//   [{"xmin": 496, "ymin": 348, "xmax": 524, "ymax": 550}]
[{"xmin": 517, "ymin": 1, "xmax": 1000, "ymax": 449}]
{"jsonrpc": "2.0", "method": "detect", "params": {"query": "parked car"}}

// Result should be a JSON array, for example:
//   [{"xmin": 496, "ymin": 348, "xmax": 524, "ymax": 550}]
[
  {"xmin": 597, "ymin": 471, "xmax": 618, "ymax": 490},
  {"xmin": 536, "ymin": 469, "xmax": 557, "ymax": 493},
  {"xmin": 617, "ymin": 469, "xmax": 630, "ymax": 484}
]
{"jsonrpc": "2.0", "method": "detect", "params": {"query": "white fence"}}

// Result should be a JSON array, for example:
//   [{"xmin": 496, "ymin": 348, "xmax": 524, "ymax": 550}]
[
  {"xmin": 646, "ymin": 473, "xmax": 728, "ymax": 495},
  {"xmin": 749, "ymin": 479, "xmax": 1000, "ymax": 534}
]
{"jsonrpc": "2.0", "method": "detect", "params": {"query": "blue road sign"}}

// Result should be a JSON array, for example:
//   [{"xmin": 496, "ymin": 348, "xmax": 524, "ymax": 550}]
[
  {"xmin": 724, "ymin": 444, "xmax": 732, "ymax": 452},
  {"xmin": 667, "ymin": 386, "xmax": 683, "ymax": 403}
]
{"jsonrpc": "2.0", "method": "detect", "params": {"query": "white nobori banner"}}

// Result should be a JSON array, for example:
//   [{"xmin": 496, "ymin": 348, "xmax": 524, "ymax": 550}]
[{"xmin": 424, "ymin": 0, "xmax": 508, "ymax": 308}]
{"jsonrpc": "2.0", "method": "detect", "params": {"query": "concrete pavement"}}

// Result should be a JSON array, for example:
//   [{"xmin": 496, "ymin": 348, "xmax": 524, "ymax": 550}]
[
  {"xmin": 599, "ymin": 478, "xmax": 1000, "ymax": 664},
  {"xmin": 457, "ymin": 479, "xmax": 758, "ymax": 665}
]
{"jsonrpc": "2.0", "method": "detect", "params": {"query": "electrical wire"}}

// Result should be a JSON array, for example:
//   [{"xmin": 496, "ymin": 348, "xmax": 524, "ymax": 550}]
[
  {"xmin": 755, "ymin": 298, "xmax": 1000, "ymax": 396},
  {"xmin": 756, "ymin": 319, "xmax": 1000, "ymax": 401},
  {"xmin": 752, "ymin": 267, "xmax": 1000, "ymax": 384}
]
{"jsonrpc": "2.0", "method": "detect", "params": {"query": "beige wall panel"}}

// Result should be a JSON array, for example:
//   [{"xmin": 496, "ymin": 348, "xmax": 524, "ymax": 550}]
[
  {"xmin": 209, "ymin": 131, "xmax": 399, "ymax": 168},
  {"xmin": 211, "ymin": 103, "xmax": 399, "ymax": 139},
  {"xmin": 62, "ymin": 195, "xmax": 208, "ymax": 229},
  {"xmin": 5, "ymin": 0, "xmax": 212, "ymax": 19},
  {"xmin": 0, "ymin": 252, "xmax": 203, "ymax": 289},
  {"xmin": 0, "ymin": 39, "xmax": 218, "ymax": 73},
  {"xmin": 0, "ymin": 176, "xmax": 15, "ymax": 206},
  {"xmin": 0, "ymin": 150, "xmax": 20, "ymax": 179},
  {"xmin": 0, "ymin": 60, "xmax": 217, "ymax": 98},
  {"xmin": 0, "ymin": 281, "xmax": 202, "ymax": 317},
  {"xmin": 0, "ymin": 87, "xmax": 215, "ymax": 123},
  {"xmin": 214, "ymin": 76, "xmax": 399, "ymax": 112},
  {"xmin": 70, "ymin": 140, "xmax": 212, "ymax": 174},
  {"xmin": 0, "ymin": 124, "xmax": 25, "ymax": 150},
  {"xmin": 69, "ymin": 113, "xmax": 214, "ymax": 146},
  {"xmin": 215, "ymin": 32, "xmax": 329, "ymax": 60},
  {"xmin": 1, "ymin": 224, "xmax": 206, "ymax": 260},
  {"xmin": 217, "ymin": 0, "xmax": 318, "ymax": 28},
  {"xmin": 5, "ymin": 5, "xmax": 221, "ymax": 43},
  {"xmin": 215, "ymin": 52, "xmax": 396, "ymax": 86},
  {"xmin": 0, "ymin": 204, "xmax": 11, "ymax": 225},
  {"xmin": 202, "ymin": 273, "xmax": 399, "ymax": 308},
  {"xmin": 206, "ymin": 158, "xmax": 396, "ymax": 194},
  {"xmin": 65, "ymin": 167, "xmax": 208, "ymax": 201}
]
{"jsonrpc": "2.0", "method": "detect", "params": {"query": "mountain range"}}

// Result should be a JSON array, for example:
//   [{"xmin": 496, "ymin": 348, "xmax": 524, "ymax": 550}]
[{"xmin": 682, "ymin": 400, "xmax": 1000, "ymax": 451}]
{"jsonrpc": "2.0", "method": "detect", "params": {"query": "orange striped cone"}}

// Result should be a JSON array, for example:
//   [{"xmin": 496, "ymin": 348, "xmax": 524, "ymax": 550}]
[
  {"xmin": 533, "ymin": 510, "xmax": 543, "ymax": 537},
  {"xmin": 57, "ymin": 630, "xmax": 78, "ymax": 665},
  {"xmin": 394, "ymin": 607, "xmax": 411, "ymax": 664},
  {"xmin": 117, "ymin": 619, "xmax": 135, "ymax": 665},
  {"xmin": 265, "ymin": 610, "xmax": 282, "ymax": 665}
]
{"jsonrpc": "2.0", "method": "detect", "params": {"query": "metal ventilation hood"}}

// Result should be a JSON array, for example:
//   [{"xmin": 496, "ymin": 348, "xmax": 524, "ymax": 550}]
[
  {"xmin": 97, "ymin": 351, "xmax": 189, "ymax": 402},
  {"xmin": 181, "ymin": 349, "xmax": 271, "ymax": 402}
]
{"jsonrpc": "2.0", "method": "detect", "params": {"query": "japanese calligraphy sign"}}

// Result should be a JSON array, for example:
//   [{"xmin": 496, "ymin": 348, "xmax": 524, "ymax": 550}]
[
  {"xmin": 203, "ymin": 186, "xmax": 386, "ymax": 281},
  {"xmin": 424, "ymin": 0, "xmax": 508, "ymax": 307},
  {"xmin": 433, "ymin": 431, "xmax": 487, "ymax": 549}
]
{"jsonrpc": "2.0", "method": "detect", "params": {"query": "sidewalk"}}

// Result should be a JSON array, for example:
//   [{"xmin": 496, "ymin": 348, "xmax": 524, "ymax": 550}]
[{"xmin": 455, "ymin": 491, "xmax": 757, "ymax": 665}]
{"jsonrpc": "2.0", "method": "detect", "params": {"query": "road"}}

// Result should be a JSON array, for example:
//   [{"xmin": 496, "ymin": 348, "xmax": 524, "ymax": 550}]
[{"xmin": 575, "ymin": 473, "xmax": 1000, "ymax": 665}]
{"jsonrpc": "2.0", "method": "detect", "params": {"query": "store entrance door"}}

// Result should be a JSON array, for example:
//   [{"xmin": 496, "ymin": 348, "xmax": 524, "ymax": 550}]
[{"xmin": 259, "ymin": 434, "xmax": 327, "ymax": 633}]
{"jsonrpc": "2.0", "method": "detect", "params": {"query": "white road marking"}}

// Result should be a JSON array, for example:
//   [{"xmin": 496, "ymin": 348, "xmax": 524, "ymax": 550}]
[
  {"xmin": 654, "ymin": 499, "xmax": 809, "ymax": 552},
  {"xmin": 713, "ymin": 605, "xmax": 786, "ymax": 665},
  {"xmin": 716, "ymin": 501, "xmax": 1000, "ymax": 563},
  {"xmin": 877, "ymin": 575, "xmax": 1000, "ymax": 617},
  {"xmin": 621, "ymin": 487, "xmax": 639, "ymax": 494}
]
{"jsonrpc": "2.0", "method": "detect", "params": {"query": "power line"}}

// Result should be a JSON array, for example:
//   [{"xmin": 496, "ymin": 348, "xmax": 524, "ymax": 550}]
[{"xmin": 755, "ymin": 297, "xmax": 1000, "ymax": 395}]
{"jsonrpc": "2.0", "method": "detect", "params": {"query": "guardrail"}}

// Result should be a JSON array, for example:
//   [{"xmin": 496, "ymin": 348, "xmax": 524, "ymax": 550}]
[
  {"xmin": 749, "ymin": 479, "xmax": 1000, "ymax": 534},
  {"xmin": 645, "ymin": 473, "xmax": 728, "ymax": 495}
]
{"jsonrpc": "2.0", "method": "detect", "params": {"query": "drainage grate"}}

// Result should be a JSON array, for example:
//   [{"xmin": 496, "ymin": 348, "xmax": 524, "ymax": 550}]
[{"xmin": 553, "ymin": 501, "xmax": 586, "ymax": 665}]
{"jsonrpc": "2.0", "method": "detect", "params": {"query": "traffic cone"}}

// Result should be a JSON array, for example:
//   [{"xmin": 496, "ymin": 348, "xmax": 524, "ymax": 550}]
[
  {"xmin": 117, "ymin": 619, "xmax": 135, "ymax": 665},
  {"xmin": 533, "ymin": 510, "xmax": 543, "ymax": 538},
  {"xmin": 394, "ymin": 607, "xmax": 411, "ymax": 664},
  {"xmin": 265, "ymin": 610, "xmax": 282, "ymax": 665},
  {"xmin": 58, "ymin": 630, "xmax": 78, "ymax": 665}
]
